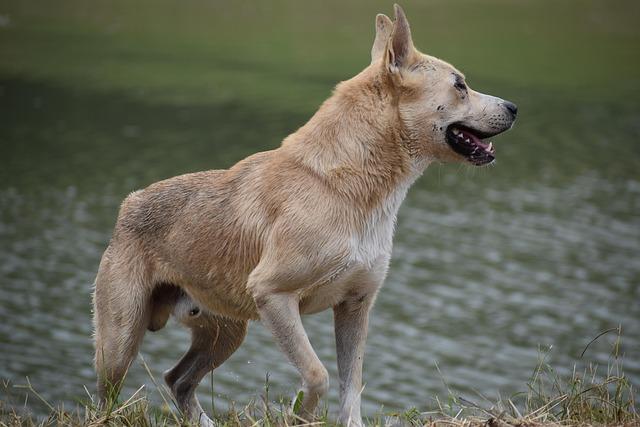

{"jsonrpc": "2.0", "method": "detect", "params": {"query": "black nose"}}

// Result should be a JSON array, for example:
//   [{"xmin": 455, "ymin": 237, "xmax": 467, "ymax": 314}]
[{"xmin": 503, "ymin": 101, "xmax": 518, "ymax": 118}]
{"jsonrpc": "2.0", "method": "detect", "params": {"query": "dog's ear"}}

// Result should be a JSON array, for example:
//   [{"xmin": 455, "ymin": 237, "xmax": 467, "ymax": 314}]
[
  {"xmin": 386, "ymin": 4, "xmax": 415, "ymax": 75},
  {"xmin": 371, "ymin": 14, "xmax": 393, "ymax": 64}
]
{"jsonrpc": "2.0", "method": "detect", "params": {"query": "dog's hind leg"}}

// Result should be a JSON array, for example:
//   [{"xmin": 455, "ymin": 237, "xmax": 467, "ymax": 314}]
[
  {"xmin": 93, "ymin": 249, "xmax": 152, "ymax": 405},
  {"xmin": 164, "ymin": 309, "xmax": 248, "ymax": 426}
]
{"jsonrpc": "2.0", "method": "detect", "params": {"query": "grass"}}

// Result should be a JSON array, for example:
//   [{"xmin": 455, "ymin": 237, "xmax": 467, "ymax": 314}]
[
  {"xmin": 2, "ymin": 0, "xmax": 640, "ymax": 109},
  {"xmin": 1, "ymin": 329, "xmax": 636, "ymax": 426}
]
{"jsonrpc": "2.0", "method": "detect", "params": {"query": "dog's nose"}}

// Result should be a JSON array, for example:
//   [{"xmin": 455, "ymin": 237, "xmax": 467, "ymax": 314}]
[{"xmin": 503, "ymin": 101, "xmax": 518, "ymax": 118}]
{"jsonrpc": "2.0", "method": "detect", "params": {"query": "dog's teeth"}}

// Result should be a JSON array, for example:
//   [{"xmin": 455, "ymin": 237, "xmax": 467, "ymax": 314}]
[
  {"xmin": 487, "ymin": 142, "xmax": 493, "ymax": 151},
  {"xmin": 452, "ymin": 129, "xmax": 460, "ymax": 135},
  {"xmin": 465, "ymin": 138, "xmax": 470, "ymax": 143}
]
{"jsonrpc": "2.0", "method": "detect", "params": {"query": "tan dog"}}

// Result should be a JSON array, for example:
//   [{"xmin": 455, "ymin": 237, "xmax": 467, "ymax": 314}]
[{"xmin": 93, "ymin": 5, "xmax": 517, "ymax": 426}]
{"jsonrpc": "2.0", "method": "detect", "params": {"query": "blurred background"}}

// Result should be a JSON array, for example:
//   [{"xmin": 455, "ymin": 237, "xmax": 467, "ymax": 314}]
[{"xmin": 1, "ymin": 0, "xmax": 639, "ymax": 418}]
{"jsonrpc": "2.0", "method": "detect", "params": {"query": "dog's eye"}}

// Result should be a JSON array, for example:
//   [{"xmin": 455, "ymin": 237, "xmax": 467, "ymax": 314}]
[
  {"xmin": 453, "ymin": 74, "xmax": 467, "ymax": 92},
  {"xmin": 454, "ymin": 81, "xmax": 467, "ymax": 91}
]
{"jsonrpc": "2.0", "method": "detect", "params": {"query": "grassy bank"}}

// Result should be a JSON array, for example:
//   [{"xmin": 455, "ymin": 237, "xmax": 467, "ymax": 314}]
[
  {"xmin": 2, "ymin": 0, "xmax": 639, "ymax": 107},
  {"xmin": 2, "ymin": 335, "xmax": 637, "ymax": 426}
]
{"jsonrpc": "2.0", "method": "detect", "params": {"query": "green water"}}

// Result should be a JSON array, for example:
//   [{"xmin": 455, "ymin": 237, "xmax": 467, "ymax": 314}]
[{"xmin": 1, "ymin": 0, "xmax": 639, "ymax": 417}]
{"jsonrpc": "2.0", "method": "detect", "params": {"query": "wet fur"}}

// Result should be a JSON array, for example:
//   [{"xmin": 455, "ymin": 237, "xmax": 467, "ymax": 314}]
[{"xmin": 93, "ymin": 5, "xmax": 516, "ymax": 426}]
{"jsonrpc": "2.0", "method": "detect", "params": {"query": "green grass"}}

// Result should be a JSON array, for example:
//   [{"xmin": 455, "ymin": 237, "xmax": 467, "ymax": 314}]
[
  {"xmin": 2, "ymin": 0, "xmax": 639, "ymax": 111},
  {"xmin": 1, "ymin": 330, "xmax": 636, "ymax": 426}
]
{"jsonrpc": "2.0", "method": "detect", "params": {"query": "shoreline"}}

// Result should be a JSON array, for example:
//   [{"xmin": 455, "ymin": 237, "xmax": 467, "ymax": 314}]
[{"xmin": 2, "ymin": 355, "xmax": 637, "ymax": 427}]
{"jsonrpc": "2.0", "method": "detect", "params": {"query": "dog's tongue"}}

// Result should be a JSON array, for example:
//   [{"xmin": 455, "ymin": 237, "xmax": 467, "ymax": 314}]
[{"xmin": 460, "ymin": 128, "xmax": 488, "ymax": 149}]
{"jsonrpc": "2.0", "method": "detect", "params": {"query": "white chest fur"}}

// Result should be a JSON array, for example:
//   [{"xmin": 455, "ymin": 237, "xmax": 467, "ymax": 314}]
[
  {"xmin": 350, "ymin": 165, "xmax": 423, "ymax": 268},
  {"xmin": 299, "ymin": 163, "xmax": 425, "ymax": 314}
]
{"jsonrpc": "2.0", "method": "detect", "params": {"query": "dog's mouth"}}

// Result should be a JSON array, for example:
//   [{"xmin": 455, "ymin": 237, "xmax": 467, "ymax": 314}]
[{"xmin": 445, "ymin": 124, "xmax": 499, "ymax": 166}]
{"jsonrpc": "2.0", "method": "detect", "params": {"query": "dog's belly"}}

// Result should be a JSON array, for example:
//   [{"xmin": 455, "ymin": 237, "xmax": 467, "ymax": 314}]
[
  {"xmin": 159, "ymin": 237, "xmax": 388, "ymax": 319},
  {"xmin": 198, "ymin": 286, "xmax": 258, "ymax": 319},
  {"xmin": 299, "ymin": 281, "xmax": 351, "ymax": 314},
  {"xmin": 156, "ymin": 262, "xmax": 259, "ymax": 320},
  {"xmin": 298, "ymin": 263, "xmax": 377, "ymax": 315}
]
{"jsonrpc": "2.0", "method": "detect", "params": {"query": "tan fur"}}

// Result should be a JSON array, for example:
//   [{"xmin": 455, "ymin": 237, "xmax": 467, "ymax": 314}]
[{"xmin": 93, "ymin": 5, "xmax": 516, "ymax": 426}]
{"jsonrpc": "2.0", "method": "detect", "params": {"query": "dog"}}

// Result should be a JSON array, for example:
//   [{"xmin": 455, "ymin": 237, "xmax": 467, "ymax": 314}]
[{"xmin": 93, "ymin": 4, "xmax": 517, "ymax": 426}]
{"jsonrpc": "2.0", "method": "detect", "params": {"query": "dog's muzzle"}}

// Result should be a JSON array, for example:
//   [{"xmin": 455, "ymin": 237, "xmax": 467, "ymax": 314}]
[{"xmin": 446, "ymin": 101, "xmax": 517, "ymax": 166}]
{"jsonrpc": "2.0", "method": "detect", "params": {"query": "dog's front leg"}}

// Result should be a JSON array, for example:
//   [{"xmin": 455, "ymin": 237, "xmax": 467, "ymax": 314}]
[
  {"xmin": 254, "ymin": 291, "xmax": 328, "ymax": 421},
  {"xmin": 333, "ymin": 291, "xmax": 376, "ymax": 427}
]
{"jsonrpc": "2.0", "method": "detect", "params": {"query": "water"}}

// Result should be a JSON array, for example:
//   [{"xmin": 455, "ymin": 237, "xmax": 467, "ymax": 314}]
[{"xmin": 1, "ymin": 0, "xmax": 639, "ymax": 418}]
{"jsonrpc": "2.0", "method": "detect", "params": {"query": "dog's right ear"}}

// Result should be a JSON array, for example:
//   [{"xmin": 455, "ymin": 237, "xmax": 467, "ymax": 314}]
[{"xmin": 371, "ymin": 14, "xmax": 393, "ymax": 64}]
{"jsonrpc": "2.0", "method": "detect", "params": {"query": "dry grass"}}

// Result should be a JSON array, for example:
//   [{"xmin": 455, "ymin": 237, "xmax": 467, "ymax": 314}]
[{"xmin": 1, "ymin": 329, "xmax": 636, "ymax": 426}]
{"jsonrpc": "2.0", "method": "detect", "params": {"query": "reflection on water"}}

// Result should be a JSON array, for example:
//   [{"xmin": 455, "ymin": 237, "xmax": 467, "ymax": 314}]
[{"xmin": 0, "ymin": 76, "xmax": 639, "ymax": 416}]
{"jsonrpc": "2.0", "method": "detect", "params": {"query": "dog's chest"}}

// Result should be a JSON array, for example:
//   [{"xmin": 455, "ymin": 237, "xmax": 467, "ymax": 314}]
[
  {"xmin": 349, "ymin": 170, "xmax": 419, "ymax": 268},
  {"xmin": 299, "ymin": 171, "xmax": 421, "ymax": 314}
]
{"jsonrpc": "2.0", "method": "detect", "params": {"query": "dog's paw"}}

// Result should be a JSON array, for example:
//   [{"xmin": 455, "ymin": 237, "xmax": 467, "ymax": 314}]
[{"xmin": 198, "ymin": 411, "xmax": 215, "ymax": 427}]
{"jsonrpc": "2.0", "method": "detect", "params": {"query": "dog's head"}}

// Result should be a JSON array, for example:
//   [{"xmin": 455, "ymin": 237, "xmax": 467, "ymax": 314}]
[{"xmin": 371, "ymin": 5, "xmax": 517, "ymax": 166}]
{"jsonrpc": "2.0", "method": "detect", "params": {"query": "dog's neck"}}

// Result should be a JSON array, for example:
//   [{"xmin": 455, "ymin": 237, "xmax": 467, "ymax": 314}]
[{"xmin": 282, "ymin": 65, "xmax": 426, "ymax": 207}]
